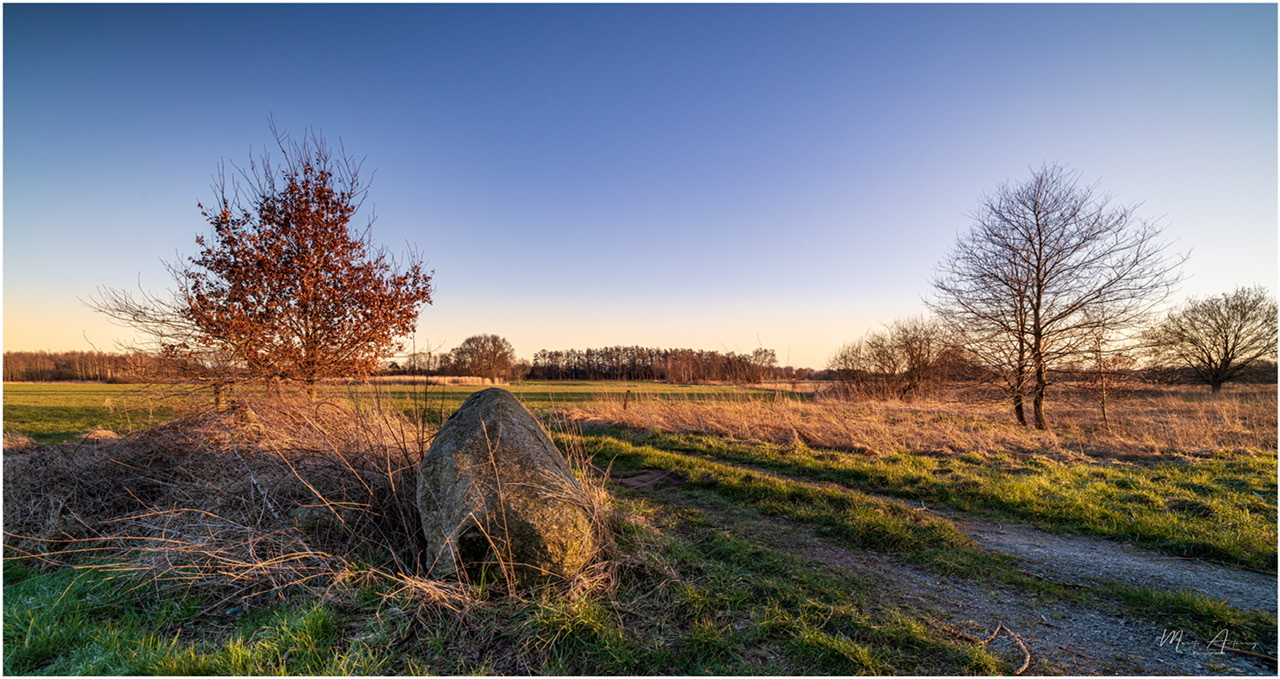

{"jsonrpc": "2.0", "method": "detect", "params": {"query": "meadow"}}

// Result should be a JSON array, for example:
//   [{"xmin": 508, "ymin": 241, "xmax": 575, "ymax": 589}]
[
  {"xmin": 3, "ymin": 380, "xmax": 1276, "ymax": 674},
  {"xmin": 2, "ymin": 380, "xmax": 778, "ymax": 443}
]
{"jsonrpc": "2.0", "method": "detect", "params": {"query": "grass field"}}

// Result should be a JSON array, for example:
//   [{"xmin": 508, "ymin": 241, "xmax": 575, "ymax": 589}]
[
  {"xmin": 3, "ymin": 380, "xmax": 1276, "ymax": 674},
  {"xmin": 2, "ymin": 381, "xmax": 786, "ymax": 443}
]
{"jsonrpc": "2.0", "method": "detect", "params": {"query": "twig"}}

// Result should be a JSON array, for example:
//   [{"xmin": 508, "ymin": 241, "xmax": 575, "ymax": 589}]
[
  {"xmin": 976, "ymin": 622, "xmax": 1033, "ymax": 675},
  {"xmin": 230, "ymin": 435, "xmax": 318, "ymax": 559},
  {"xmin": 1004, "ymin": 624, "xmax": 1032, "ymax": 675},
  {"xmin": 1215, "ymin": 645, "xmax": 1278, "ymax": 664},
  {"xmin": 1037, "ymin": 615, "xmax": 1062, "ymax": 629},
  {"xmin": 978, "ymin": 624, "xmax": 1004, "ymax": 644},
  {"xmin": 232, "ymin": 444, "xmax": 286, "ymax": 526},
  {"xmin": 941, "ymin": 624, "xmax": 981, "ymax": 644}
]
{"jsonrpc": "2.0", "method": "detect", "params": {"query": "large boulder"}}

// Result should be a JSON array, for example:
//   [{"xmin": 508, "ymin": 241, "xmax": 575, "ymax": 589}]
[{"xmin": 416, "ymin": 388, "xmax": 596, "ymax": 581}]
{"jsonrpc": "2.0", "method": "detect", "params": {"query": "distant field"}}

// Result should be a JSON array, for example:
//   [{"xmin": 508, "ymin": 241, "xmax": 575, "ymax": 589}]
[
  {"xmin": 2, "ymin": 381, "xmax": 797, "ymax": 443},
  {"xmin": 2, "ymin": 383, "xmax": 182, "ymax": 443}
]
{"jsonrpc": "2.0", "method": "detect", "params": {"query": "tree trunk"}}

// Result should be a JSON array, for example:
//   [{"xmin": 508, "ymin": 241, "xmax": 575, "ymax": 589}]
[
  {"xmin": 1032, "ymin": 393, "xmax": 1048, "ymax": 429},
  {"xmin": 1032, "ymin": 359, "xmax": 1049, "ymax": 430},
  {"xmin": 1008, "ymin": 362, "xmax": 1028, "ymax": 426},
  {"xmin": 1099, "ymin": 380, "xmax": 1110, "ymax": 429}
]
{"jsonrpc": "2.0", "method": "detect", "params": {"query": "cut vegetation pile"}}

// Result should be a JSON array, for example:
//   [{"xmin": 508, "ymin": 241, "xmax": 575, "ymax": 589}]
[{"xmin": 3, "ymin": 396, "xmax": 468, "ymax": 603}]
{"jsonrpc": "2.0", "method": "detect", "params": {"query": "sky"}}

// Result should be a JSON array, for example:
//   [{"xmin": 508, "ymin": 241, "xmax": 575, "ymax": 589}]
[{"xmin": 4, "ymin": 2, "xmax": 1276, "ymax": 370}]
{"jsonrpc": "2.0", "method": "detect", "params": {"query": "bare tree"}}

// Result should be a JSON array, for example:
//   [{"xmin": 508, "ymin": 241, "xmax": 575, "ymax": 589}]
[
  {"xmin": 448, "ymin": 334, "xmax": 517, "ymax": 383},
  {"xmin": 930, "ymin": 164, "xmax": 1182, "ymax": 429},
  {"xmin": 90, "ymin": 125, "xmax": 434, "ymax": 398},
  {"xmin": 828, "ymin": 316, "xmax": 951, "ymax": 399},
  {"xmin": 744, "ymin": 348, "xmax": 778, "ymax": 384},
  {"xmin": 1078, "ymin": 309, "xmax": 1138, "ymax": 428},
  {"xmin": 1144, "ymin": 285, "xmax": 1277, "ymax": 392}
]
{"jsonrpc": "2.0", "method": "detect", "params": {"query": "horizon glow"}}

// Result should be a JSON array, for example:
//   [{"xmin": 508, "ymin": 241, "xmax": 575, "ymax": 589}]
[{"xmin": 4, "ymin": 3, "xmax": 1275, "ymax": 370}]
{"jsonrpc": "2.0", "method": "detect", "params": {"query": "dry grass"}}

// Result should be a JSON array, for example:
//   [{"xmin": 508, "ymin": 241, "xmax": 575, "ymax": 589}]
[
  {"xmin": 567, "ymin": 384, "xmax": 1277, "ymax": 463},
  {"xmin": 2, "ymin": 431, "xmax": 37, "ymax": 452},
  {"xmin": 3, "ymin": 393, "xmax": 617, "ymax": 614}
]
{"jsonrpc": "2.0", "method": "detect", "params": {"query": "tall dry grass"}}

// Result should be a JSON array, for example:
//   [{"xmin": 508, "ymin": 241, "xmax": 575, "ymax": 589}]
[
  {"xmin": 568, "ymin": 384, "xmax": 1277, "ymax": 462},
  {"xmin": 3, "ymin": 392, "xmax": 617, "ymax": 611}
]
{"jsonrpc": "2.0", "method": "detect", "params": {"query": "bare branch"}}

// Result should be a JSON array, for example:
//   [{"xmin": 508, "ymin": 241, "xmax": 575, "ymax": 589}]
[{"xmin": 929, "ymin": 163, "xmax": 1184, "ymax": 429}]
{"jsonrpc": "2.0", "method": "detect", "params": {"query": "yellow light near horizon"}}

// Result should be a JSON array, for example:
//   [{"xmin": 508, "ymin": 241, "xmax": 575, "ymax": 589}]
[{"xmin": 3, "ymin": 299, "xmax": 144, "ymax": 353}]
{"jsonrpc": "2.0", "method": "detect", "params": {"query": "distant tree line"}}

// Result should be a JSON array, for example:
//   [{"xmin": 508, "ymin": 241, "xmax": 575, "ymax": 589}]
[
  {"xmin": 3, "ymin": 351, "xmax": 157, "ymax": 382},
  {"xmin": 386, "ymin": 335, "xmax": 527, "ymax": 382},
  {"xmin": 529, "ymin": 346, "xmax": 789, "ymax": 383},
  {"xmin": 387, "ymin": 343, "xmax": 804, "ymax": 384},
  {"xmin": 9, "ymin": 337, "xmax": 1273, "ymax": 390}
]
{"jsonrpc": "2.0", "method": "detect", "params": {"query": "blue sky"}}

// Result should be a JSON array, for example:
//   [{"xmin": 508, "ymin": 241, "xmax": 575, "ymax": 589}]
[{"xmin": 4, "ymin": 3, "xmax": 1276, "ymax": 369}]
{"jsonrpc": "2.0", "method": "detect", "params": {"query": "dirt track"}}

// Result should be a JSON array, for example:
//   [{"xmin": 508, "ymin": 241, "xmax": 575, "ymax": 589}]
[
  {"xmin": 944, "ymin": 511, "xmax": 1277, "ymax": 616},
  {"xmin": 619, "ymin": 470, "xmax": 1278, "ymax": 675}
]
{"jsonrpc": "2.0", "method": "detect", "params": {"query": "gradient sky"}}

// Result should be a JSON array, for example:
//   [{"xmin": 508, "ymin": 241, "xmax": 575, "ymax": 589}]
[{"xmin": 4, "ymin": 3, "xmax": 1276, "ymax": 369}]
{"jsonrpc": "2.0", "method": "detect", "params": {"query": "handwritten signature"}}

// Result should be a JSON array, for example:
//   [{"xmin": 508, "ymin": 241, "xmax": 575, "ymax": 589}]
[{"xmin": 1159, "ymin": 628, "xmax": 1261, "ymax": 655}]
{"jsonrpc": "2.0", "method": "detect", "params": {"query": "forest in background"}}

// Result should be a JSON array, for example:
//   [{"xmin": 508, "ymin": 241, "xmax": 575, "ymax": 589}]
[{"xmin": 5, "ymin": 348, "xmax": 1273, "ymax": 389}]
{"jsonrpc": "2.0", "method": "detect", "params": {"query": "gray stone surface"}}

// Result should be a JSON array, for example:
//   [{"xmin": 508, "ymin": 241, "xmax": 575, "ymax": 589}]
[{"xmin": 416, "ymin": 388, "xmax": 596, "ymax": 581}]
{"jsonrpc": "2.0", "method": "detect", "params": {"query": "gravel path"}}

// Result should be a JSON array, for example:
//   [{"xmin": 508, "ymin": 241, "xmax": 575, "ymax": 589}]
[
  {"xmin": 941, "ymin": 511, "xmax": 1277, "ymax": 616},
  {"xmin": 761, "ymin": 507, "xmax": 1275, "ymax": 675},
  {"xmin": 624, "ymin": 470, "xmax": 1278, "ymax": 675}
]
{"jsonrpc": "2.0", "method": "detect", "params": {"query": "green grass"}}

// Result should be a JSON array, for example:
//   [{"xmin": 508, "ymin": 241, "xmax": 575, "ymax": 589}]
[
  {"xmin": 1102, "ymin": 583, "xmax": 1277, "ymax": 651},
  {"xmin": 567, "ymin": 429, "xmax": 1007, "ymax": 577},
  {"xmin": 1, "ymin": 497, "xmax": 1010, "ymax": 676},
  {"xmin": 2, "ymin": 556, "xmax": 384, "ymax": 675},
  {"xmin": 7, "ymin": 491, "xmax": 1271, "ymax": 676},
  {"xmin": 366, "ymin": 380, "xmax": 802, "ymax": 428},
  {"xmin": 2, "ymin": 383, "xmax": 181, "ymax": 443},
  {"xmin": 589, "ymin": 426, "xmax": 1278, "ymax": 572}
]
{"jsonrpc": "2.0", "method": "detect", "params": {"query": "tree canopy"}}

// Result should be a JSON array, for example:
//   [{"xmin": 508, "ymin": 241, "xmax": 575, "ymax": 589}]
[
  {"xmin": 92, "ymin": 126, "xmax": 433, "ymax": 391},
  {"xmin": 446, "ymin": 334, "xmax": 517, "ymax": 382}
]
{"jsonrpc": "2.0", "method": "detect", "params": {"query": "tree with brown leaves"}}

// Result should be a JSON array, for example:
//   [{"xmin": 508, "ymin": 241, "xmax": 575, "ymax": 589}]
[{"xmin": 91, "ymin": 126, "xmax": 433, "ymax": 396}]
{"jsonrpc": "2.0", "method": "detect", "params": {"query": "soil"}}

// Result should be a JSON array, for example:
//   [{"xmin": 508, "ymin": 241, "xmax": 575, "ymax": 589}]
[{"xmin": 618, "ymin": 470, "xmax": 1279, "ymax": 676}]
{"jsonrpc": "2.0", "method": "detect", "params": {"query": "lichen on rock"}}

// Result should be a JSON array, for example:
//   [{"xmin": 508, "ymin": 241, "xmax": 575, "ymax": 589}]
[{"xmin": 416, "ymin": 388, "xmax": 597, "ymax": 582}]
